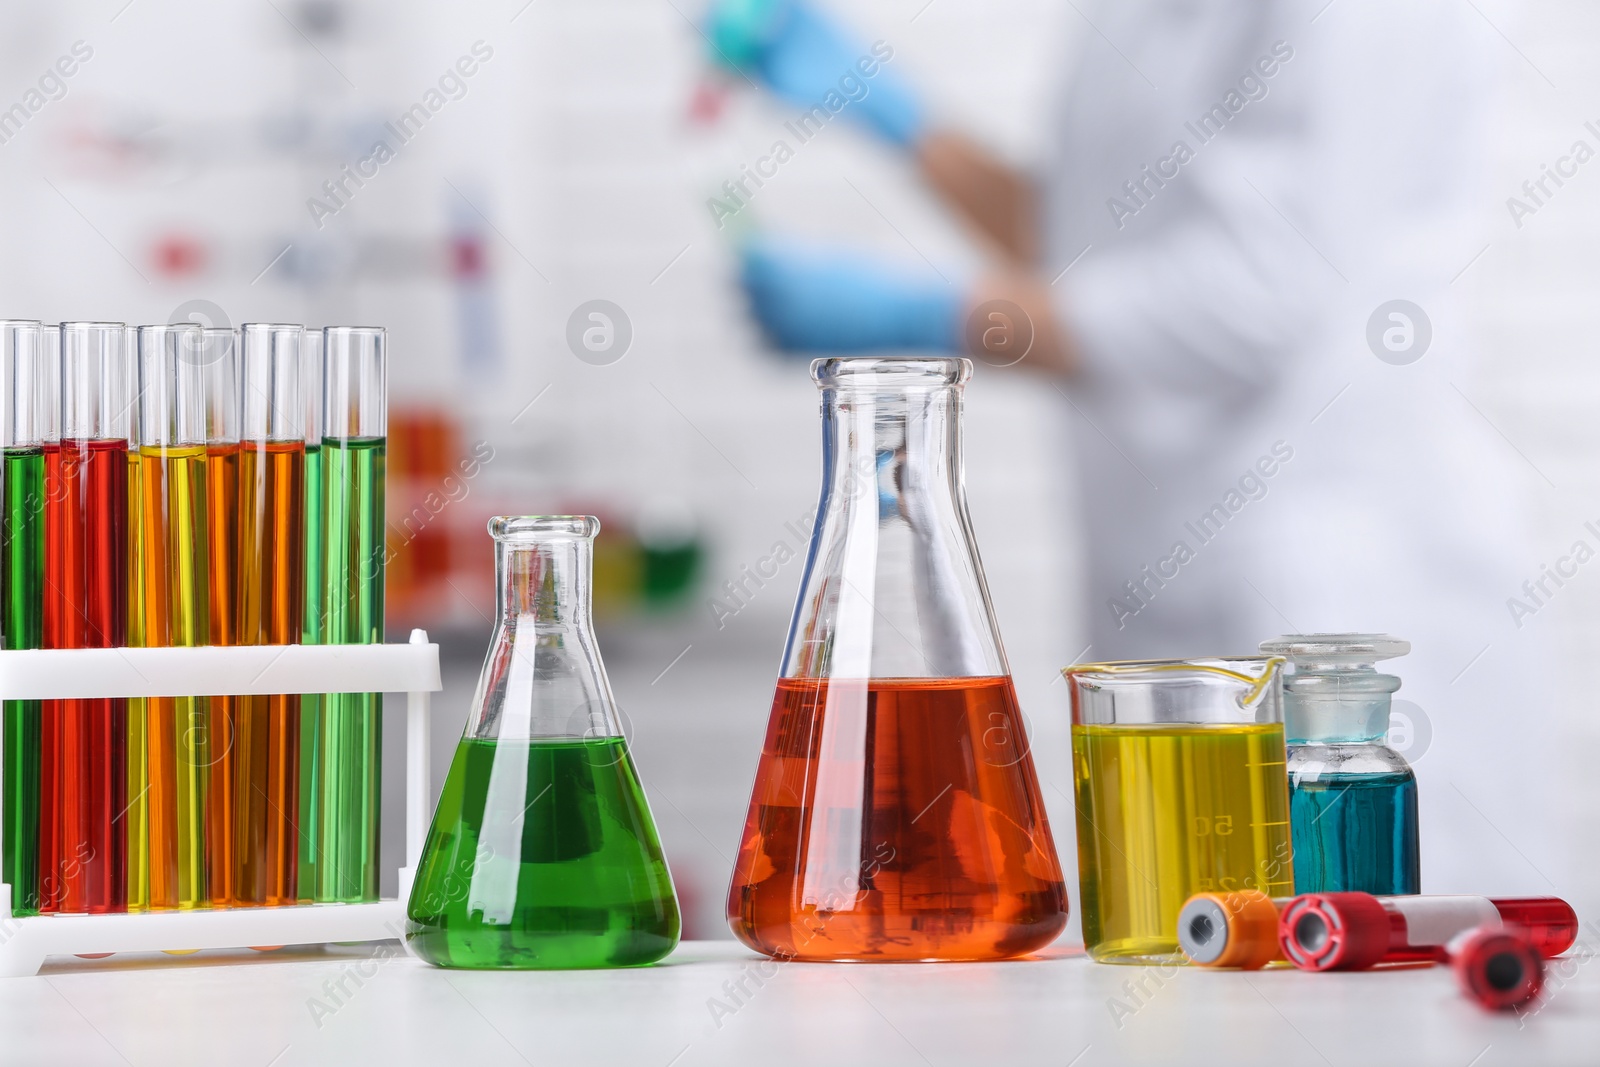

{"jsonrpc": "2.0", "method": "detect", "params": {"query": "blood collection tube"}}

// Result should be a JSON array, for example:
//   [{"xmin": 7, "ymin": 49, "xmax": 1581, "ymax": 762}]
[
  {"xmin": 1177, "ymin": 891, "xmax": 1289, "ymax": 969},
  {"xmin": 1279, "ymin": 892, "xmax": 1578, "ymax": 971},
  {"xmin": 41, "ymin": 322, "xmax": 130, "ymax": 914},
  {"xmin": 234, "ymin": 324, "xmax": 305, "ymax": 907},
  {"xmin": 2, "ymin": 321, "xmax": 44, "ymax": 917},
  {"xmin": 1448, "ymin": 924, "xmax": 1545, "ymax": 1011}
]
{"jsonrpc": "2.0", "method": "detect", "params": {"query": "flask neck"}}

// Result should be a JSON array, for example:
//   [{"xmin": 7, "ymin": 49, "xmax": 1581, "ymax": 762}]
[
  {"xmin": 498, "ymin": 536, "xmax": 594, "ymax": 631},
  {"xmin": 820, "ymin": 381, "xmax": 964, "ymax": 519},
  {"xmin": 785, "ymin": 359, "xmax": 1006, "ymax": 681},
  {"xmin": 1284, "ymin": 669, "xmax": 1399, "ymax": 744},
  {"xmin": 469, "ymin": 516, "xmax": 620, "ymax": 743}
]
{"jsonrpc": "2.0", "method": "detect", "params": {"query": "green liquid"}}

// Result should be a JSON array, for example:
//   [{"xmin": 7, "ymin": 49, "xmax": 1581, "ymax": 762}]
[
  {"xmin": 2, "ymin": 448, "xmax": 43, "ymax": 916},
  {"xmin": 298, "ymin": 442, "xmax": 324, "ymax": 901},
  {"xmin": 406, "ymin": 737, "xmax": 680, "ymax": 969},
  {"xmin": 318, "ymin": 437, "xmax": 384, "ymax": 902}
]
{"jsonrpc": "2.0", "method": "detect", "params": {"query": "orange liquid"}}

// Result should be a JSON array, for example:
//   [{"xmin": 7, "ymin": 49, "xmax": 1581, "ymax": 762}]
[
  {"xmin": 135, "ymin": 447, "xmax": 208, "ymax": 911},
  {"xmin": 728, "ymin": 676, "xmax": 1068, "ymax": 961},
  {"xmin": 204, "ymin": 443, "xmax": 239, "ymax": 906},
  {"xmin": 234, "ymin": 441, "xmax": 304, "ymax": 906}
]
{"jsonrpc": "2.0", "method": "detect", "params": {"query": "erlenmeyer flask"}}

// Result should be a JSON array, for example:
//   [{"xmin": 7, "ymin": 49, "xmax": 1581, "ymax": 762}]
[
  {"xmin": 728, "ymin": 357, "xmax": 1068, "ymax": 961},
  {"xmin": 406, "ymin": 516, "xmax": 680, "ymax": 969}
]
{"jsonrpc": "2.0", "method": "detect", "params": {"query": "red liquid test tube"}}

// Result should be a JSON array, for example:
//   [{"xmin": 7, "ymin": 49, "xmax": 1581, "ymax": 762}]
[
  {"xmin": 1279, "ymin": 892, "xmax": 1577, "ymax": 971},
  {"xmin": 40, "ymin": 323, "xmax": 131, "ymax": 914}
]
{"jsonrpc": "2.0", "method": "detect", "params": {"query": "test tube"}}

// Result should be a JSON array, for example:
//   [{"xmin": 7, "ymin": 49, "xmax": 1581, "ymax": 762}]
[
  {"xmin": 1279, "ymin": 892, "xmax": 1579, "ymax": 971},
  {"xmin": 134, "ymin": 324, "xmax": 210, "ymax": 911},
  {"xmin": 125, "ymin": 329, "xmax": 146, "ymax": 912},
  {"xmin": 1177, "ymin": 891, "xmax": 1287, "ymax": 970},
  {"xmin": 1179, "ymin": 890, "xmax": 1581, "ymax": 970},
  {"xmin": 298, "ymin": 327, "xmax": 324, "ymax": 903},
  {"xmin": 1449, "ymin": 924, "xmax": 1546, "ymax": 1011},
  {"xmin": 1, "ymin": 321, "xmax": 44, "ymax": 917},
  {"xmin": 42, "ymin": 322, "xmax": 131, "ymax": 914},
  {"xmin": 234, "ymin": 323, "xmax": 305, "ymax": 907},
  {"xmin": 318, "ymin": 326, "xmax": 385, "ymax": 903},
  {"xmin": 201, "ymin": 327, "xmax": 240, "ymax": 906}
]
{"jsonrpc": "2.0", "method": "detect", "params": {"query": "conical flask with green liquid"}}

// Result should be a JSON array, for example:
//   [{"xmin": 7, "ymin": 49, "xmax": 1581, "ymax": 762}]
[{"xmin": 406, "ymin": 515, "xmax": 680, "ymax": 968}]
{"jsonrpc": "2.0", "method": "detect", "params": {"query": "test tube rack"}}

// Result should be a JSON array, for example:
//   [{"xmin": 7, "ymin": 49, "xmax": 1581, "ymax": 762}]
[{"xmin": 0, "ymin": 629, "xmax": 441, "ymax": 977}]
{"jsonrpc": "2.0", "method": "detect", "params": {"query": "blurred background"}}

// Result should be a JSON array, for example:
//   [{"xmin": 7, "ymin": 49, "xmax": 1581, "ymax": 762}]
[{"xmin": 0, "ymin": 0, "xmax": 1592, "ymax": 942}]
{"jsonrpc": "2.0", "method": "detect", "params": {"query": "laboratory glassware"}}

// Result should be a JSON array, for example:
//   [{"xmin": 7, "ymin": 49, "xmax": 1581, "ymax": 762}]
[
  {"xmin": 1178, "ymin": 889, "xmax": 1579, "ymax": 971},
  {"xmin": 1279, "ymin": 891, "xmax": 1578, "ymax": 971},
  {"xmin": 2, "ymin": 321, "xmax": 44, "ymax": 916},
  {"xmin": 1176, "ymin": 890, "xmax": 1287, "ymax": 970},
  {"xmin": 41, "ymin": 322, "xmax": 130, "ymax": 914},
  {"xmin": 297, "ymin": 327, "xmax": 324, "ymax": 901},
  {"xmin": 1259, "ymin": 633, "xmax": 1420, "ymax": 895},
  {"xmin": 134, "ymin": 324, "xmax": 211, "ymax": 911},
  {"xmin": 234, "ymin": 324, "xmax": 305, "ymax": 907},
  {"xmin": 728, "ymin": 357, "xmax": 1067, "ymax": 962},
  {"xmin": 1067, "ymin": 656, "xmax": 1293, "ymax": 964},
  {"xmin": 1449, "ymin": 925, "xmax": 1546, "ymax": 1011},
  {"xmin": 202, "ymin": 327, "xmax": 240, "ymax": 906},
  {"xmin": 126, "ymin": 329, "xmax": 147, "ymax": 911},
  {"xmin": 319, "ymin": 326, "xmax": 384, "ymax": 902},
  {"xmin": 406, "ymin": 516, "xmax": 680, "ymax": 969}
]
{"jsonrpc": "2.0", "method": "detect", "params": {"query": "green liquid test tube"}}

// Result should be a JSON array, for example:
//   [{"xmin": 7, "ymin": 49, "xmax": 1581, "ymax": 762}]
[
  {"xmin": 2, "ymin": 321, "xmax": 44, "ymax": 917},
  {"xmin": 318, "ymin": 327, "xmax": 385, "ymax": 902}
]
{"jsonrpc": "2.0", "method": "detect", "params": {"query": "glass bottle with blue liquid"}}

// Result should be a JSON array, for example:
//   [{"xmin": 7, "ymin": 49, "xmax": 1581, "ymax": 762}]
[{"xmin": 1259, "ymin": 633, "xmax": 1420, "ymax": 895}]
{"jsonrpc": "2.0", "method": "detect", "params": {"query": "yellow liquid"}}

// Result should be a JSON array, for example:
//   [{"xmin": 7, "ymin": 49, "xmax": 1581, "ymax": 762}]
[
  {"xmin": 1072, "ymin": 722, "xmax": 1293, "ymax": 964},
  {"xmin": 134, "ymin": 446, "xmax": 211, "ymax": 911}
]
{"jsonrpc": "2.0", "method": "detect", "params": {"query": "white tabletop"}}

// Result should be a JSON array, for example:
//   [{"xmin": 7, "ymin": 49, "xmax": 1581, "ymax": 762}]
[{"xmin": 2, "ymin": 938, "xmax": 1595, "ymax": 1066}]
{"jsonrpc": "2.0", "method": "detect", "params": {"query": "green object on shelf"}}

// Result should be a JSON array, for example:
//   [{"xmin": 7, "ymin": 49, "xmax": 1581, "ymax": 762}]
[
  {"xmin": 2, "ymin": 447, "xmax": 43, "ymax": 916},
  {"xmin": 317, "ymin": 435, "xmax": 384, "ymax": 903}
]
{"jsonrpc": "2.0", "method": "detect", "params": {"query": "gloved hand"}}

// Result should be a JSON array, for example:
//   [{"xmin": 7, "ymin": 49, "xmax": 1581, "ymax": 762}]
[
  {"xmin": 706, "ymin": 0, "xmax": 926, "ymax": 147},
  {"xmin": 740, "ymin": 238, "xmax": 963, "ymax": 353}
]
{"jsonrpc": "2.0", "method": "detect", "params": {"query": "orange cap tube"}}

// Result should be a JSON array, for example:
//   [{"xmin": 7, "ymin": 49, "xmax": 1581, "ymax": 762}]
[{"xmin": 1177, "ymin": 891, "xmax": 1287, "ymax": 969}]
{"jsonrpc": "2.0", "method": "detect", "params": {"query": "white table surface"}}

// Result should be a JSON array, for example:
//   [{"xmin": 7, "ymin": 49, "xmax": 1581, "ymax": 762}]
[{"xmin": 2, "ymin": 938, "xmax": 1595, "ymax": 1066}]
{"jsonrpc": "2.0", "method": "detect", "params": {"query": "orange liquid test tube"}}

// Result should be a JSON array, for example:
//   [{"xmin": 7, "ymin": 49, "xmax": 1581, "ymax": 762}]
[
  {"xmin": 233, "ymin": 324, "xmax": 305, "ymax": 906},
  {"xmin": 202, "ymin": 329, "xmax": 240, "ymax": 906}
]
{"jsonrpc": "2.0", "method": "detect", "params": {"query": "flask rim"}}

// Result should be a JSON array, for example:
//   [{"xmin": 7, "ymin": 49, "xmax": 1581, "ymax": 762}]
[
  {"xmin": 489, "ymin": 514, "xmax": 600, "ymax": 542},
  {"xmin": 811, "ymin": 356, "xmax": 971, "ymax": 390}
]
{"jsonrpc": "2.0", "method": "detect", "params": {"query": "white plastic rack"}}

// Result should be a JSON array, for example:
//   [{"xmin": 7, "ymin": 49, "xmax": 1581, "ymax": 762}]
[{"xmin": 0, "ymin": 630, "xmax": 441, "ymax": 977}]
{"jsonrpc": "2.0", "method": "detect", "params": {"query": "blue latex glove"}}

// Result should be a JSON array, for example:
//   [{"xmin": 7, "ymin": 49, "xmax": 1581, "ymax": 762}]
[
  {"xmin": 740, "ymin": 239, "xmax": 963, "ymax": 353},
  {"xmin": 706, "ymin": 0, "xmax": 926, "ymax": 147}
]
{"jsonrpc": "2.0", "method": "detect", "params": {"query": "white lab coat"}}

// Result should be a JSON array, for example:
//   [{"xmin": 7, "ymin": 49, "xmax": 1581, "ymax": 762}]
[{"xmin": 1045, "ymin": 0, "xmax": 1558, "ymax": 896}]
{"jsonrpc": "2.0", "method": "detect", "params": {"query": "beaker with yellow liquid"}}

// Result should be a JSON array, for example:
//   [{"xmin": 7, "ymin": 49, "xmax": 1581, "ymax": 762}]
[{"xmin": 1065, "ymin": 657, "xmax": 1293, "ymax": 964}]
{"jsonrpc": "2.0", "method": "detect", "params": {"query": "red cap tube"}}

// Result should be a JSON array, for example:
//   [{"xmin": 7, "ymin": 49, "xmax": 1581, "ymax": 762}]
[
  {"xmin": 1281, "ymin": 893, "xmax": 1578, "ymax": 972},
  {"xmin": 1449, "ymin": 925, "xmax": 1545, "ymax": 1011},
  {"xmin": 1279, "ymin": 893, "xmax": 1394, "ymax": 971}
]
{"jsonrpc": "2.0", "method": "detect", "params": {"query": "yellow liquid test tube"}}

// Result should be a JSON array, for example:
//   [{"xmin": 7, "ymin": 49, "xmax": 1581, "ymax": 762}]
[{"xmin": 134, "ymin": 325, "xmax": 211, "ymax": 910}]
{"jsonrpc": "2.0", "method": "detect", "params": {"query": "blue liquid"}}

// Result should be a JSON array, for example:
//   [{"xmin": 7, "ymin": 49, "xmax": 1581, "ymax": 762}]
[{"xmin": 1290, "ymin": 770, "xmax": 1419, "ymax": 895}]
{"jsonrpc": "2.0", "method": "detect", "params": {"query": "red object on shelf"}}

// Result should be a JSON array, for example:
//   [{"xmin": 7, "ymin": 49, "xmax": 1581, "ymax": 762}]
[
  {"xmin": 40, "ymin": 439, "xmax": 129, "ymax": 915},
  {"xmin": 1280, "ymin": 892, "xmax": 1578, "ymax": 972},
  {"xmin": 1450, "ymin": 925, "xmax": 1546, "ymax": 1011},
  {"xmin": 151, "ymin": 234, "xmax": 207, "ymax": 278}
]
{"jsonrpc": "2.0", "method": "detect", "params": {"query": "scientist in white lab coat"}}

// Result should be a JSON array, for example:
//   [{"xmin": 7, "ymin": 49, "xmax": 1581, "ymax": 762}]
[{"xmin": 713, "ymin": 0, "xmax": 1564, "ymax": 900}]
